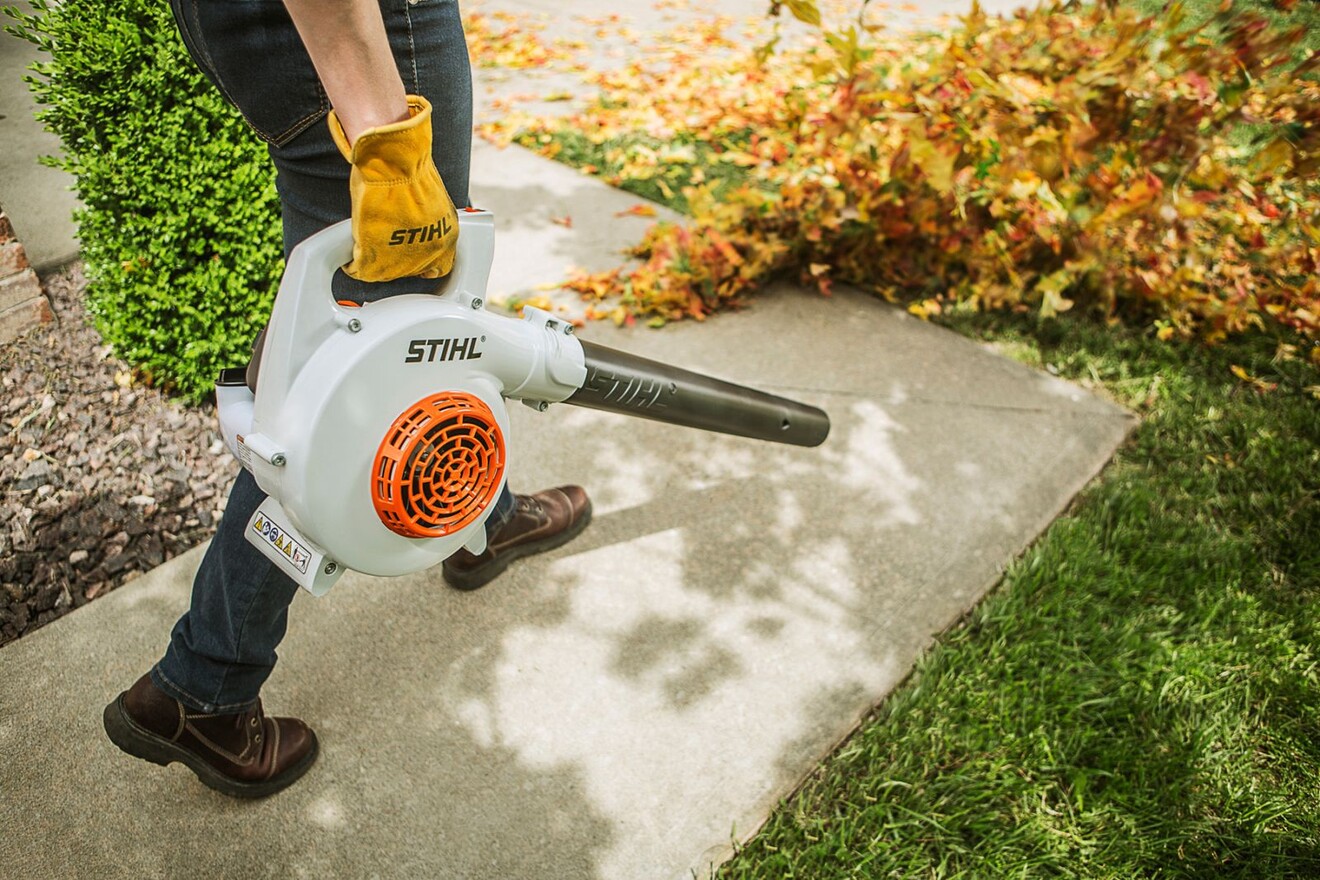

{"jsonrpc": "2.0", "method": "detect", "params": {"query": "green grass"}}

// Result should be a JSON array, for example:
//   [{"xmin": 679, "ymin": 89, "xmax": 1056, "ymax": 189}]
[
  {"xmin": 526, "ymin": 128, "xmax": 759, "ymax": 215},
  {"xmin": 716, "ymin": 316, "xmax": 1320, "ymax": 877}
]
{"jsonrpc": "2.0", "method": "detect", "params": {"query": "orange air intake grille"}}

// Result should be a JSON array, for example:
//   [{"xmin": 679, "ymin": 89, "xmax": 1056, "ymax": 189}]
[{"xmin": 372, "ymin": 392, "xmax": 506, "ymax": 539}]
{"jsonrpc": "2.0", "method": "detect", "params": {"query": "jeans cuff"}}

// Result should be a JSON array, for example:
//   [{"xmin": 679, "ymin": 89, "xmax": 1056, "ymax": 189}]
[
  {"xmin": 150, "ymin": 664, "xmax": 259, "ymax": 716},
  {"xmin": 484, "ymin": 484, "xmax": 517, "ymax": 538}
]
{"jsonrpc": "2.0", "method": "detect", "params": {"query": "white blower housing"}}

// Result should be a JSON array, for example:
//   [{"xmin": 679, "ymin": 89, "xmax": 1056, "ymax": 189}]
[
  {"xmin": 218, "ymin": 211, "xmax": 586, "ymax": 594},
  {"xmin": 217, "ymin": 210, "xmax": 829, "ymax": 597}
]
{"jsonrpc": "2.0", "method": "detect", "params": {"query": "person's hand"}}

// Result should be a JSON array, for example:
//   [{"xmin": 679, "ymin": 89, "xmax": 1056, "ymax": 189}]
[{"xmin": 328, "ymin": 95, "xmax": 458, "ymax": 282}]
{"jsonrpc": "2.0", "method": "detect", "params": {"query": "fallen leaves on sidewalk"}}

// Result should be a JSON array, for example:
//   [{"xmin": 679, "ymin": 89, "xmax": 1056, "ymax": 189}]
[{"xmin": 475, "ymin": 0, "xmax": 1320, "ymax": 365}]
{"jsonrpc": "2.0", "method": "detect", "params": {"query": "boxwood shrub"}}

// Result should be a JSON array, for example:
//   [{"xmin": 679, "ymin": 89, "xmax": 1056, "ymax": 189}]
[{"xmin": 7, "ymin": 0, "xmax": 284, "ymax": 402}]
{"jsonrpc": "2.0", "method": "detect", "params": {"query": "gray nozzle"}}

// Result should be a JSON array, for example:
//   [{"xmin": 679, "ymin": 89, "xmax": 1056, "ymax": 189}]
[{"xmin": 566, "ymin": 340, "xmax": 829, "ymax": 448}]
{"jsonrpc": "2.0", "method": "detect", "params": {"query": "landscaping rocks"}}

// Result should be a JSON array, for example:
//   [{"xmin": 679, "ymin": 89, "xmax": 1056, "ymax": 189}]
[{"xmin": 0, "ymin": 264, "xmax": 237, "ymax": 646}]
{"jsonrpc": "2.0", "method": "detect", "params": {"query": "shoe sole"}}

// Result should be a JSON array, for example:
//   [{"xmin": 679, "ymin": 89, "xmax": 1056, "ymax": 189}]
[
  {"xmin": 102, "ymin": 694, "xmax": 318, "ymax": 799},
  {"xmin": 443, "ymin": 500, "xmax": 593, "ymax": 592}
]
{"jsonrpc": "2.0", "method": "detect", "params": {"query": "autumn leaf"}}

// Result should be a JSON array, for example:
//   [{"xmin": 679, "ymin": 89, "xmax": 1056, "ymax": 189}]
[
  {"xmin": 1230, "ymin": 364, "xmax": 1278, "ymax": 392},
  {"xmin": 718, "ymin": 150, "xmax": 762, "ymax": 167},
  {"xmin": 908, "ymin": 299, "xmax": 942, "ymax": 320},
  {"xmin": 1035, "ymin": 269, "xmax": 1076, "ymax": 319},
  {"xmin": 507, "ymin": 294, "xmax": 556, "ymax": 317},
  {"xmin": 777, "ymin": 0, "xmax": 822, "ymax": 27},
  {"xmin": 615, "ymin": 203, "xmax": 658, "ymax": 218}
]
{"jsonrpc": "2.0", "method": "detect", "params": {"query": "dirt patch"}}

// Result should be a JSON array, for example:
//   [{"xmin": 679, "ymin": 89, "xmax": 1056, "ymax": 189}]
[{"xmin": 0, "ymin": 265, "xmax": 238, "ymax": 646}]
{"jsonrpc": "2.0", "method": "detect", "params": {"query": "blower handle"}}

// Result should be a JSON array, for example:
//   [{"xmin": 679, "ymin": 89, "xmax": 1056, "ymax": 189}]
[
  {"xmin": 254, "ymin": 212, "xmax": 495, "ymax": 424},
  {"xmin": 567, "ymin": 340, "xmax": 830, "ymax": 448}
]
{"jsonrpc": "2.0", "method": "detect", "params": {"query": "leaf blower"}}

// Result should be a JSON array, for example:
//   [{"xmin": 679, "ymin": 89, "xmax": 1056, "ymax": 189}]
[{"xmin": 215, "ymin": 210, "xmax": 830, "ymax": 596}]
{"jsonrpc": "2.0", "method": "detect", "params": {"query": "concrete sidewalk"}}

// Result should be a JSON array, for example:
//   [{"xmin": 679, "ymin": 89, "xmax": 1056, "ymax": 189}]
[
  {"xmin": 0, "ymin": 260, "xmax": 1132, "ymax": 879},
  {"xmin": 1, "ymin": 3, "xmax": 1133, "ymax": 879},
  {"xmin": 0, "ymin": 0, "xmax": 79, "ymax": 272}
]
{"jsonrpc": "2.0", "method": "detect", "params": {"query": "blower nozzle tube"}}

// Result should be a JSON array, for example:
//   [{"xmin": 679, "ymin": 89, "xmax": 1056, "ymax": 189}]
[{"xmin": 565, "ymin": 340, "xmax": 830, "ymax": 448}]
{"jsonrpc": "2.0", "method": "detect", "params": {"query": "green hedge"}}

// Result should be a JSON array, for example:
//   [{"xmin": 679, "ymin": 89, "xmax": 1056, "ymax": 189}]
[{"xmin": 6, "ymin": 0, "xmax": 284, "ymax": 402}]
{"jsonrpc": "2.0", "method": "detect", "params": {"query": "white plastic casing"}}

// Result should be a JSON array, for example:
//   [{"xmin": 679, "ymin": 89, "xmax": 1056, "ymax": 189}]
[{"xmin": 219, "ymin": 211, "xmax": 587, "ymax": 591}]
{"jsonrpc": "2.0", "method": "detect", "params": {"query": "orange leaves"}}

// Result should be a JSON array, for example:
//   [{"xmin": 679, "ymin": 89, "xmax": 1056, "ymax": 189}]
[
  {"xmin": 490, "ymin": 1, "xmax": 1319, "ymax": 354},
  {"xmin": 562, "ymin": 267, "xmax": 621, "ymax": 303},
  {"xmin": 615, "ymin": 203, "xmax": 658, "ymax": 218},
  {"xmin": 709, "ymin": 229, "xmax": 746, "ymax": 268},
  {"xmin": 463, "ymin": 10, "xmax": 572, "ymax": 70}
]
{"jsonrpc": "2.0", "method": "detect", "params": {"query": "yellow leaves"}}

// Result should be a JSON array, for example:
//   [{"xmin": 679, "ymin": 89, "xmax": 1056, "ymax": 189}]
[
  {"xmin": 997, "ymin": 72, "xmax": 1051, "ymax": 106},
  {"xmin": 824, "ymin": 23, "xmax": 870, "ymax": 78},
  {"xmin": 504, "ymin": 294, "xmax": 557, "ymax": 317},
  {"xmin": 1172, "ymin": 197, "xmax": 1208, "ymax": 220},
  {"xmin": 1035, "ymin": 269, "xmax": 1076, "ymax": 319},
  {"xmin": 772, "ymin": 0, "xmax": 822, "ymax": 27},
  {"xmin": 906, "ymin": 123, "xmax": 957, "ymax": 195},
  {"xmin": 1109, "ymin": 174, "xmax": 1164, "ymax": 218},
  {"xmin": 718, "ymin": 150, "xmax": 763, "ymax": 167},
  {"xmin": 907, "ymin": 298, "xmax": 942, "ymax": 320},
  {"xmin": 1250, "ymin": 138, "xmax": 1295, "ymax": 177},
  {"xmin": 463, "ymin": 10, "xmax": 571, "ymax": 70},
  {"xmin": 1005, "ymin": 174, "xmax": 1042, "ymax": 202},
  {"xmin": 1023, "ymin": 126, "xmax": 1061, "ymax": 148},
  {"xmin": 1230, "ymin": 365, "xmax": 1278, "ymax": 393}
]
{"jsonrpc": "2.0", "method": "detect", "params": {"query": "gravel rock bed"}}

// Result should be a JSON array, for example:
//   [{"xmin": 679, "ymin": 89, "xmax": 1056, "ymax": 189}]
[{"xmin": 1, "ymin": 264, "xmax": 237, "ymax": 646}]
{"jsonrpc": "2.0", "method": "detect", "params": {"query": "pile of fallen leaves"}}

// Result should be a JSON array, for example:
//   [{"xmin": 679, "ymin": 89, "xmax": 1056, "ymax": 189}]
[
  {"xmin": 463, "ymin": 5, "xmax": 583, "ymax": 71},
  {"xmin": 487, "ymin": 0, "xmax": 1319, "ymax": 363}
]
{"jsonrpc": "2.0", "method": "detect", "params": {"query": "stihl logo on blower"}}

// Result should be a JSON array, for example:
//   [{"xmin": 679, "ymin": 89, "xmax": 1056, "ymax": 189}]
[
  {"xmin": 405, "ymin": 336, "xmax": 484, "ymax": 363},
  {"xmin": 216, "ymin": 211, "xmax": 829, "ymax": 597}
]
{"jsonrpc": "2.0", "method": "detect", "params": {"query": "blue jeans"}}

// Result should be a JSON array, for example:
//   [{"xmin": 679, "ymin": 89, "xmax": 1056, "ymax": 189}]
[{"xmin": 155, "ymin": 0, "xmax": 514, "ymax": 713}]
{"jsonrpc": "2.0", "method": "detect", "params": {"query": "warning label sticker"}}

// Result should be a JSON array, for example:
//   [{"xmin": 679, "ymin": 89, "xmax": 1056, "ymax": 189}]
[{"xmin": 251, "ymin": 509, "xmax": 311, "ymax": 575}]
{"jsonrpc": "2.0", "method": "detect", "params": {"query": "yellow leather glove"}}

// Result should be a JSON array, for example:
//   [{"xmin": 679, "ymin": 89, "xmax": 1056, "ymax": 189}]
[{"xmin": 328, "ymin": 96, "xmax": 459, "ymax": 282}]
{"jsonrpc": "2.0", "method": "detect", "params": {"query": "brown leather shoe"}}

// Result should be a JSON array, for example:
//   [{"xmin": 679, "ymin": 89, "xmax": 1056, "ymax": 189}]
[
  {"xmin": 443, "ymin": 485, "xmax": 592, "ymax": 591},
  {"xmin": 103, "ymin": 674, "xmax": 318, "ymax": 798}
]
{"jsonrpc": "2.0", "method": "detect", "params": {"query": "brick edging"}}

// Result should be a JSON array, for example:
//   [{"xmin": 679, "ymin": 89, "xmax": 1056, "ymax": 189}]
[{"xmin": 0, "ymin": 209, "xmax": 55, "ymax": 345}]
